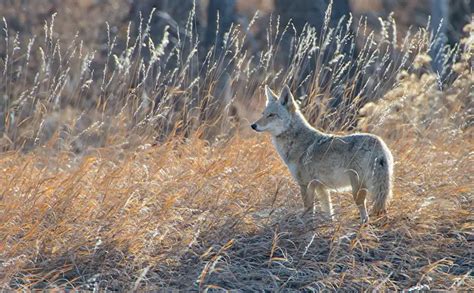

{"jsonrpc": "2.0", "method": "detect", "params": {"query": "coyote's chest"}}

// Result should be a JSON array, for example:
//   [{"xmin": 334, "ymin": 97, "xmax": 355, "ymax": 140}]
[
  {"xmin": 272, "ymin": 137, "xmax": 301, "ymax": 180},
  {"xmin": 272, "ymin": 137, "xmax": 290, "ymax": 162}
]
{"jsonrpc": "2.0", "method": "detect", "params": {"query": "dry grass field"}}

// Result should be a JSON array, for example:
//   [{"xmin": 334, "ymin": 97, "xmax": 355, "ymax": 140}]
[{"xmin": 0, "ymin": 3, "xmax": 473, "ymax": 291}]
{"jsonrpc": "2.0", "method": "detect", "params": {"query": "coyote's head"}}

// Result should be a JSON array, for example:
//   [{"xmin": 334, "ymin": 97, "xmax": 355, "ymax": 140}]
[{"xmin": 251, "ymin": 85, "xmax": 298, "ymax": 136}]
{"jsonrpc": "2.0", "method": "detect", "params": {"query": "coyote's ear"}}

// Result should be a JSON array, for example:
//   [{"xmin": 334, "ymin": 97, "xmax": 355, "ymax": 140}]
[
  {"xmin": 265, "ymin": 85, "xmax": 278, "ymax": 104},
  {"xmin": 279, "ymin": 85, "xmax": 296, "ymax": 112}
]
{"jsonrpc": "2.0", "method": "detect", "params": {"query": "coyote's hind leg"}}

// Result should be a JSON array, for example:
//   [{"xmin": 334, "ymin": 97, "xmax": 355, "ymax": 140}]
[{"xmin": 349, "ymin": 171, "xmax": 369, "ymax": 223}]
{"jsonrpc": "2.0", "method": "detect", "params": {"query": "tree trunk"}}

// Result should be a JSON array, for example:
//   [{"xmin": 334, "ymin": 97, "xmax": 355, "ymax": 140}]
[
  {"xmin": 274, "ymin": 0, "xmax": 351, "ymax": 33},
  {"xmin": 129, "ymin": 0, "xmax": 198, "ymax": 43},
  {"xmin": 430, "ymin": 0, "xmax": 449, "ymax": 75},
  {"xmin": 205, "ymin": 0, "xmax": 237, "ymax": 51},
  {"xmin": 200, "ymin": 0, "xmax": 237, "ymax": 140},
  {"xmin": 446, "ymin": 0, "xmax": 474, "ymax": 44},
  {"xmin": 273, "ymin": 0, "xmax": 355, "ymax": 113}
]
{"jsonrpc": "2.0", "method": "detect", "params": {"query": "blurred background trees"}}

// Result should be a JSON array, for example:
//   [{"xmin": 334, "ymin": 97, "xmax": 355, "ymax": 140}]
[
  {"xmin": 123, "ymin": 0, "xmax": 472, "ymax": 53},
  {"xmin": 2, "ymin": 0, "xmax": 472, "ymax": 66},
  {"xmin": 0, "ymin": 0, "xmax": 472, "ymax": 139}
]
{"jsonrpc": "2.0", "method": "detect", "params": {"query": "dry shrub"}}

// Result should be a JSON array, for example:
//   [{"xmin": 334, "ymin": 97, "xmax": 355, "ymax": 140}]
[{"xmin": 358, "ymin": 24, "xmax": 473, "ymax": 139}]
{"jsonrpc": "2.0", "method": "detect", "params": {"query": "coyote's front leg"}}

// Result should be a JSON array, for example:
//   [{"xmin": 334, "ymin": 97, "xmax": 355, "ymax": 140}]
[
  {"xmin": 299, "ymin": 184, "xmax": 314, "ymax": 215},
  {"xmin": 308, "ymin": 180, "xmax": 334, "ymax": 221}
]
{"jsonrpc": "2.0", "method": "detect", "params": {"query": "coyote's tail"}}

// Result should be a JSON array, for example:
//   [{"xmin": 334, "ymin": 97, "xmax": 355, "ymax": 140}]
[{"xmin": 371, "ymin": 151, "xmax": 394, "ymax": 215}]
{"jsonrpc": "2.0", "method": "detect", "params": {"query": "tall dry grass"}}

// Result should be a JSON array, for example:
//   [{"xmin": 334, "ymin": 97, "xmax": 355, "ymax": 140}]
[{"xmin": 0, "ymin": 4, "xmax": 473, "ymax": 291}]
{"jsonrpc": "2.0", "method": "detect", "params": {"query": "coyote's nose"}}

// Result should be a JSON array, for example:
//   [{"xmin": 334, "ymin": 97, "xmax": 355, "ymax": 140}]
[{"xmin": 251, "ymin": 123, "xmax": 257, "ymax": 130}]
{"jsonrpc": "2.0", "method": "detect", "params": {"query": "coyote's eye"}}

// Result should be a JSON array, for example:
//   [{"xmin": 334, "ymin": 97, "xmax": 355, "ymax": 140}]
[{"xmin": 268, "ymin": 113, "xmax": 275, "ymax": 118}]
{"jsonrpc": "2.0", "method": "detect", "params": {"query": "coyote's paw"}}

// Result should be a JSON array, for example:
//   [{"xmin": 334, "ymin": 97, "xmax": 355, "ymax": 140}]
[
  {"xmin": 301, "ymin": 208, "xmax": 314, "ymax": 218},
  {"xmin": 360, "ymin": 215, "xmax": 369, "ymax": 224},
  {"xmin": 321, "ymin": 213, "xmax": 334, "ymax": 222}
]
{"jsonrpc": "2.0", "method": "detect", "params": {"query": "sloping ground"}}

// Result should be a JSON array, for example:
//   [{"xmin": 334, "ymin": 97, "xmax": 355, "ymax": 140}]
[{"xmin": 1, "ymin": 129, "xmax": 472, "ymax": 290}]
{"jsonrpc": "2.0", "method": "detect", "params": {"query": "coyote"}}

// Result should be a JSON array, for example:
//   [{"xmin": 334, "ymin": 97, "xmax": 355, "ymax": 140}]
[{"xmin": 251, "ymin": 85, "xmax": 393, "ymax": 223}]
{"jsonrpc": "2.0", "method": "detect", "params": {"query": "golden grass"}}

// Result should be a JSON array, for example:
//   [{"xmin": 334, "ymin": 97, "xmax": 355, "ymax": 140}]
[{"xmin": 1, "ymin": 126, "xmax": 472, "ymax": 290}]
